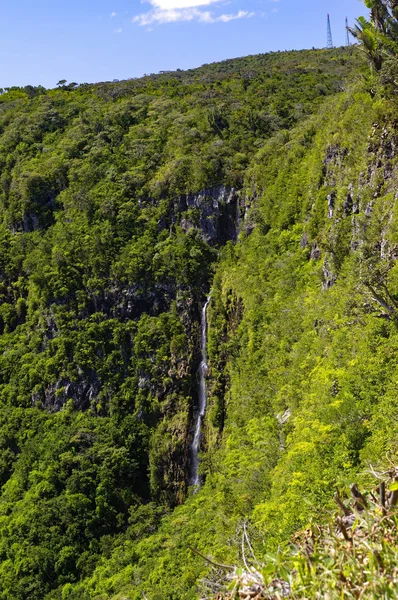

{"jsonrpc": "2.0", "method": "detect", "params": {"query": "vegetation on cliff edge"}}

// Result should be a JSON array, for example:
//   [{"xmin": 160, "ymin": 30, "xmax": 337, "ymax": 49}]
[{"xmin": 0, "ymin": 47, "xmax": 367, "ymax": 599}]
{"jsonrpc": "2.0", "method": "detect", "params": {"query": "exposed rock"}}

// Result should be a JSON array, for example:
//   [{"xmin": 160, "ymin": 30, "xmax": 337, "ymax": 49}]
[
  {"xmin": 37, "ymin": 374, "xmax": 101, "ymax": 413},
  {"xmin": 365, "ymin": 201, "xmax": 373, "ymax": 217},
  {"xmin": 300, "ymin": 233, "xmax": 309, "ymax": 248},
  {"xmin": 323, "ymin": 145, "xmax": 348, "ymax": 187},
  {"xmin": 322, "ymin": 256, "xmax": 337, "ymax": 290},
  {"xmin": 310, "ymin": 243, "xmax": 321, "ymax": 261},
  {"xmin": 105, "ymin": 282, "xmax": 175, "ymax": 321},
  {"xmin": 176, "ymin": 185, "xmax": 240, "ymax": 245},
  {"xmin": 343, "ymin": 186, "xmax": 356, "ymax": 216},
  {"xmin": 76, "ymin": 282, "xmax": 177, "ymax": 323},
  {"xmin": 327, "ymin": 192, "xmax": 336, "ymax": 218},
  {"xmin": 141, "ymin": 185, "xmax": 242, "ymax": 244},
  {"xmin": 22, "ymin": 212, "xmax": 40, "ymax": 232},
  {"xmin": 277, "ymin": 409, "xmax": 291, "ymax": 425},
  {"xmin": 324, "ymin": 144, "xmax": 348, "ymax": 165}
]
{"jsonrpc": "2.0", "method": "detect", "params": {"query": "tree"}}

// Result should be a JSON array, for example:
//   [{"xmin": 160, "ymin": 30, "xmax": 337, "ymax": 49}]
[{"xmin": 349, "ymin": 1, "xmax": 398, "ymax": 70}]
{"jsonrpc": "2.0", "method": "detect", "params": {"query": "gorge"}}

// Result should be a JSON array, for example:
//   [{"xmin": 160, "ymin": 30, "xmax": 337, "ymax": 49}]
[{"xmin": 0, "ymin": 33, "xmax": 398, "ymax": 599}]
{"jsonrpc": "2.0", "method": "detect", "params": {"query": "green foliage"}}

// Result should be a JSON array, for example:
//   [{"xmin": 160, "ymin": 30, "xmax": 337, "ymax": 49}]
[
  {"xmin": 1, "ymin": 45, "xmax": 393, "ymax": 600},
  {"xmin": 78, "ymin": 72, "xmax": 398, "ymax": 599},
  {"xmin": 350, "ymin": 0, "xmax": 398, "ymax": 96},
  {"xmin": 208, "ymin": 477, "xmax": 398, "ymax": 599}
]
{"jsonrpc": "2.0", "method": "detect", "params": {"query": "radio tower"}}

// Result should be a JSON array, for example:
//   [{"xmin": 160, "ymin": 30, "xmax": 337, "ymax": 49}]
[
  {"xmin": 345, "ymin": 17, "xmax": 351, "ymax": 46},
  {"xmin": 327, "ymin": 13, "xmax": 334, "ymax": 49}
]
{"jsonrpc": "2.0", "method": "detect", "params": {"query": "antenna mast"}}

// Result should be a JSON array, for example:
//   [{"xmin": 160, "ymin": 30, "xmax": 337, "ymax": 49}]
[
  {"xmin": 327, "ymin": 13, "xmax": 334, "ymax": 49},
  {"xmin": 345, "ymin": 17, "xmax": 351, "ymax": 46}
]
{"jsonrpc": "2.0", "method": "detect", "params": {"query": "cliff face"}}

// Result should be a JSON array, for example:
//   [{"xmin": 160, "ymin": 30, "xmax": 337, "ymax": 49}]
[
  {"xmin": 177, "ymin": 186, "xmax": 240, "ymax": 245},
  {"xmin": 72, "ymin": 86, "xmax": 398, "ymax": 600},
  {"xmin": 24, "ymin": 184, "xmax": 241, "ymax": 514},
  {"xmin": 36, "ymin": 185, "xmax": 240, "ymax": 413},
  {"xmin": 203, "ymin": 90, "xmax": 398, "ymax": 551},
  {"xmin": 0, "ymin": 48, "xmax": 369, "ymax": 600}
]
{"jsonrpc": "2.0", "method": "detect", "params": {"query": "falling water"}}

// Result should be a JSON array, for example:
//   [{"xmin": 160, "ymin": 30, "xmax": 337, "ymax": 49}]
[{"xmin": 190, "ymin": 295, "xmax": 211, "ymax": 487}]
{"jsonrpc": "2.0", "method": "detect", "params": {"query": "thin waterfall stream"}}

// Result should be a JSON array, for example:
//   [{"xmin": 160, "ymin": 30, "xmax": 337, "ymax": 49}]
[{"xmin": 190, "ymin": 295, "xmax": 211, "ymax": 487}]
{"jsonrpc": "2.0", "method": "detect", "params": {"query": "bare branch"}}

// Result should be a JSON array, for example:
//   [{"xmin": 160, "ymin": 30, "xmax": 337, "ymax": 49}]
[
  {"xmin": 188, "ymin": 546, "xmax": 234, "ymax": 571},
  {"xmin": 389, "ymin": 478, "xmax": 398, "ymax": 507},
  {"xmin": 241, "ymin": 529, "xmax": 250, "ymax": 573},
  {"xmin": 243, "ymin": 522, "xmax": 261, "ymax": 566},
  {"xmin": 364, "ymin": 283, "xmax": 395, "ymax": 314},
  {"xmin": 350, "ymin": 484, "xmax": 368, "ymax": 511},
  {"xmin": 334, "ymin": 489, "xmax": 351, "ymax": 516}
]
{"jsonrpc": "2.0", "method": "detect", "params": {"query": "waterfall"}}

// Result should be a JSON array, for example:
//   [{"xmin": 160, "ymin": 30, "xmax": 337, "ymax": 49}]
[{"xmin": 190, "ymin": 295, "xmax": 211, "ymax": 487}]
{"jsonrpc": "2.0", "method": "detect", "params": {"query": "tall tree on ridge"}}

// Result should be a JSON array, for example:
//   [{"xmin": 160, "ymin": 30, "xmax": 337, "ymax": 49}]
[{"xmin": 349, "ymin": 0, "xmax": 398, "ymax": 70}]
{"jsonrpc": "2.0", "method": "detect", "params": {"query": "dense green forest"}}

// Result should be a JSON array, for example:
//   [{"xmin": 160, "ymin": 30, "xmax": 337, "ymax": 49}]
[{"xmin": 2, "ymin": 1, "xmax": 398, "ymax": 597}]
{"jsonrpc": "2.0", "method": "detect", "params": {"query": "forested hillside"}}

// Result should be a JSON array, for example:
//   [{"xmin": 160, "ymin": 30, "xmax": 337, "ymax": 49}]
[{"xmin": 1, "ymin": 27, "xmax": 398, "ymax": 599}]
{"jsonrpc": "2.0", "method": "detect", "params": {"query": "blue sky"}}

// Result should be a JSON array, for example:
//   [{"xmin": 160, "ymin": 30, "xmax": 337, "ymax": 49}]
[{"xmin": 1, "ymin": 0, "xmax": 366, "ymax": 88}]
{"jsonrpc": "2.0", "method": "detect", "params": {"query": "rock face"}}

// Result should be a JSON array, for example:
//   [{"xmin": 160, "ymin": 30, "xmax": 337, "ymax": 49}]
[
  {"xmin": 176, "ymin": 185, "xmax": 240, "ymax": 245},
  {"xmin": 36, "ymin": 376, "xmax": 101, "ymax": 413},
  {"xmin": 322, "ymin": 144, "xmax": 348, "ymax": 187},
  {"xmin": 318, "ymin": 124, "xmax": 398, "ymax": 291},
  {"xmin": 37, "ymin": 185, "xmax": 241, "ymax": 416},
  {"xmin": 327, "ymin": 192, "xmax": 336, "ymax": 219},
  {"xmin": 94, "ymin": 282, "xmax": 175, "ymax": 322}
]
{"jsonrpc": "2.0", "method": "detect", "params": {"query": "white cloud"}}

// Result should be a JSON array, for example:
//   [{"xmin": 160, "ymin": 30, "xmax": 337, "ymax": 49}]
[
  {"xmin": 150, "ymin": 0, "xmax": 219, "ymax": 7},
  {"xmin": 114, "ymin": 28, "xmax": 123, "ymax": 33},
  {"xmin": 111, "ymin": 11, "xmax": 117, "ymax": 17},
  {"xmin": 133, "ymin": 6, "xmax": 254, "ymax": 26},
  {"xmin": 218, "ymin": 10, "xmax": 253, "ymax": 22}
]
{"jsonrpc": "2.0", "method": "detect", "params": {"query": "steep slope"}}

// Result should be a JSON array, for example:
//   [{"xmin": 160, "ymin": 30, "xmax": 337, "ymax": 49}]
[
  {"xmin": 64, "ymin": 80, "xmax": 392, "ymax": 600},
  {"xmin": 0, "ymin": 48, "xmax": 371, "ymax": 599}
]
